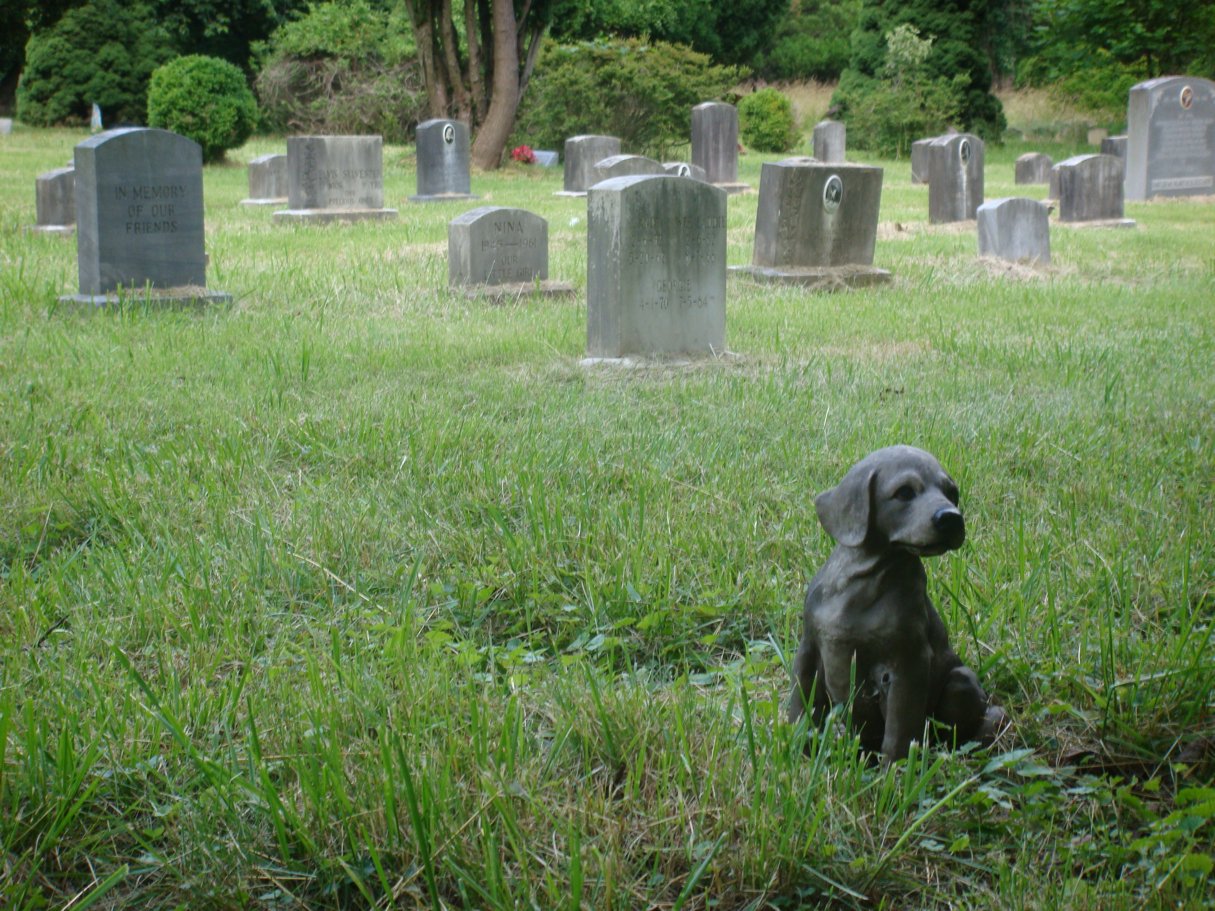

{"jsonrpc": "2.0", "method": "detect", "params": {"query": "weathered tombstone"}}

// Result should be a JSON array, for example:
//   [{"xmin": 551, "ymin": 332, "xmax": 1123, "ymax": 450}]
[
  {"xmin": 274, "ymin": 135, "xmax": 398, "ymax": 222},
  {"xmin": 448, "ymin": 206, "xmax": 574, "ymax": 299},
  {"xmin": 585, "ymin": 175, "xmax": 727, "ymax": 361},
  {"xmin": 732, "ymin": 159, "xmax": 890, "ymax": 289},
  {"xmin": 977, "ymin": 197, "xmax": 1050, "ymax": 264},
  {"xmin": 911, "ymin": 130, "xmax": 956, "ymax": 183},
  {"xmin": 812, "ymin": 120, "xmax": 846, "ymax": 163},
  {"xmin": 1055, "ymin": 154, "xmax": 1135, "ymax": 227},
  {"xmin": 0, "ymin": 118, "xmax": 12, "ymax": 135},
  {"xmin": 691, "ymin": 102, "xmax": 749, "ymax": 193},
  {"xmin": 663, "ymin": 161, "xmax": 708, "ymax": 181},
  {"xmin": 927, "ymin": 133, "xmax": 983, "ymax": 223},
  {"xmin": 1100, "ymin": 135, "xmax": 1128, "ymax": 161},
  {"xmin": 533, "ymin": 150, "xmax": 559, "ymax": 167},
  {"xmin": 559, "ymin": 135, "xmax": 621, "ymax": 195},
  {"xmin": 592, "ymin": 154, "xmax": 666, "ymax": 184},
  {"xmin": 410, "ymin": 119, "xmax": 477, "ymax": 201},
  {"xmin": 1015, "ymin": 152, "xmax": 1053, "ymax": 185},
  {"xmin": 1125, "ymin": 76, "xmax": 1215, "ymax": 200},
  {"xmin": 240, "ymin": 153, "xmax": 288, "ymax": 206},
  {"xmin": 65, "ymin": 127, "xmax": 229, "ymax": 305},
  {"xmin": 31, "ymin": 167, "xmax": 76, "ymax": 234}
]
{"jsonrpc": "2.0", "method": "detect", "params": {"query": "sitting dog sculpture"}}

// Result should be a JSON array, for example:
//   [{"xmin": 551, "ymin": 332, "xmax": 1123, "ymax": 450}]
[{"xmin": 789, "ymin": 445, "xmax": 1006, "ymax": 762}]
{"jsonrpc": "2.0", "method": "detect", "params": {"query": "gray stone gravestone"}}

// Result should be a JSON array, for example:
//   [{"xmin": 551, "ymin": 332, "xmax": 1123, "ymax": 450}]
[
  {"xmin": 586, "ymin": 175, "xmax": 727, "ymax": 361},
  {"xmin": 241, "ymin": 153, "xmax": 288, "ymax": 206},
  {"xmin": 732, "ymin": 159, "xmax": 890, "ymax": 289},
  {"xmin": 0, "ymin": 118, "xmax": 12, "ymax": 135},
  {"xmin": 1125, "ymin": 76, "xmax": 1215, "ymax": 200},
  {"xmin": 812, "ymin": 120, "xmax": 846, "ymax": 163},
  {"xmin": 1100, "ymin": 135, "xmax": 1128, "ymax": 160},
  {"xmin": 410, "ymin": 119, "xmax": 477, "ymax": 201},
  {"xmin": 663, "ymin": 161, "xmax": 708, "ymax": 181},
  {"xmin": 66, "ymin": 127, "xmax": 229, "ymax": 305},
  {"xmin": 275, "ymin": 135, "xmax": 398, "ymax": 223},
  {"xmin": 1015, "ymin": 152, "xmax": 1053, "ymax": 185},
  {"xmin": 592, "ymin": 154, "xmax": 666, "ymax": 185},
  {"xmin": 448, "ymin": 206, "xmax": 574, "ymax": 299},
  {"xmin": 977, "ymin": 197, "xmax": 1050, "ymax": 264},
  {"xmin": 1055, "ymin": 153, "xmax": 1135, "ymax": 227},
  {"xmin": 911, "ymin": 131, "xmax": 956, "ymax": 184},
  {"xmin": 928, "ymin": 133, "xmax": 984, "ymax": 223},
  {"xmin": 31, "ymin": 166, "xmax": 76, "ymax": 234},
  {"xmin": 558, "ymin": 135, "xmax": 621, "ymax": 195},
  {"xmin": 691, "ymin": 102, "xmax": 749, "ymax": 193}
]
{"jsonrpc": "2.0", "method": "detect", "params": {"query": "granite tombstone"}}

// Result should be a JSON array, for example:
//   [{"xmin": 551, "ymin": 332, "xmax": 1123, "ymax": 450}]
[
  {"xmin": 928, "ymin": 133, "xmax": 984, "ymax": 223},
  {"xmin": 559, "ymin": 135, "xmax": 621, "ymax": 195},
  {"xmin": 586, "ymin": 175, "xmax": 727, "ymax": 361},
  {"xmin": 1125, "ymin": 76, "xmax": 1215, "ymax": 200},
  {"xmin": 1055, "ymin": 153, "xmax": 1134, "ymax": 226},
  {"xmin": 977, "ymin": 197, "xmax": 1050, "ymax": 264},
  {"xmin": 67, "ymin": 127, "xmax": 228, "ymax": 305},
  {"xmin": 1015, "ymin": 152, "xmax": 1052, "ymax": 185},
  {"xmin": 734, "ymin": 159, "xmax": 889, "ymax": 289},
  {"xmin": 663, "ymin": 161, "xmax": 708, "ymax": 181},
  {"xmin": 241, "ymin": 153, "xmax": 288, "ymax": 206},
  {"xmin": 411, "ymin": 119, "xmax": 477, "ymax": 201},
  {"xmin": 448, "ymin": 206, "xmax": 574, "ymax": 298},
  {"xmin": 911, "ymin": 131, "xmax": 955, "ymax": 184},
  {"xmin": 592, "ymin": 154, "xmax": 666, "ymax": 184},
  {"xmin": 32, "ymin": 166, "xmax": 76, "ymax": 234},
  {"xmin": 275, "ymin": 135, "xmax": 398, "ymax": 222},
  {"xmin": 1101, "ymin": 135, "xmax": 1128, "ymax": 161},
  {"xmin": 812, "ymin": 120, "xmax": 846, "ymax": 163},
  {"xmin": 691, "ymin": 102, "xmax": 748, "ymax": 193}
]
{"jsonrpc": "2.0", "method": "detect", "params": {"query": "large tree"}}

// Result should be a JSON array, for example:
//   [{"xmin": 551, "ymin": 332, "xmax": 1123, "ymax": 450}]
[{"xmin": 404, "ymin": 0, "xmax": 554, "ymax": 170}]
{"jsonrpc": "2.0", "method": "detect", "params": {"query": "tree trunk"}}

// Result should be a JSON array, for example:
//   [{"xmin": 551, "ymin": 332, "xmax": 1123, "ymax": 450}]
[{"xmin": 470, "ymin": 0, "xmax": 520, "ymax": 170}]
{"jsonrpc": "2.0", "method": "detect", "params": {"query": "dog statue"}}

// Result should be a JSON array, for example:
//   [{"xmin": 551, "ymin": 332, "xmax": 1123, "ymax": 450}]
[{"xmin": 788, "ymin": 445, "xmax": 1007, "ymax": 762}]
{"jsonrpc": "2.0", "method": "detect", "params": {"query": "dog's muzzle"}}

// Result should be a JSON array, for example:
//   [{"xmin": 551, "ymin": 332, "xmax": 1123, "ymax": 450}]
[{"xmin": 932, "ymin": 507, "xmax": 966, "ymax": 549}]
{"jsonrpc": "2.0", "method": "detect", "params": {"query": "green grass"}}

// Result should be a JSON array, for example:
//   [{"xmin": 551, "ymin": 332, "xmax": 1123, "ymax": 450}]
[{"xmin": 2, "ymin": 123, "xmax": 1213, "ymax": 910}]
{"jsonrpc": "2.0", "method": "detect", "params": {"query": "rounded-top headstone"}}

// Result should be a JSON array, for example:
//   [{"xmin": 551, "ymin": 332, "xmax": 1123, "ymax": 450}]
[
  {"xmin": 448, "ymin": 206, "xmax": 548, "ymax": 287},
  {"xmin": 592, "ymin": 154, "xmax": 666, "ymax": 185},
  {"xmin": 1015, "ymin": 152, "xmax": 1052, "ymax": 185}
]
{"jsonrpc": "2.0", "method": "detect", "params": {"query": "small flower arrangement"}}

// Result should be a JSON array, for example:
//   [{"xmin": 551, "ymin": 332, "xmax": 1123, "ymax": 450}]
[{"xmin": 511, "ymin": 144, "xmax": 536, "ymax": 164}]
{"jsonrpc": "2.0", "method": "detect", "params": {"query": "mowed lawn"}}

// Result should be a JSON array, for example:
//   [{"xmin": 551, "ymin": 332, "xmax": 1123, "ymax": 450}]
[{"xmin": 1, "ymin": 126, "xmax": 1213, "ymax": 909}]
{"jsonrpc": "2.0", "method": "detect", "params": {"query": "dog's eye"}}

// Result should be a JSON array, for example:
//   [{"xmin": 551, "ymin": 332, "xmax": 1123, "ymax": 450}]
[{"xmin": 893, "ymin": 485, "xmax": 916, "ymax": 501}]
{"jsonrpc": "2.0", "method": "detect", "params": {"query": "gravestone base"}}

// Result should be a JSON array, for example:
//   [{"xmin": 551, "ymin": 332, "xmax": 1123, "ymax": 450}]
[
  {"xmin": 458, "ymin": 280, "xmax": 576, "ymax": 302},
  {"xmin": 26, "ymin": 224, "xmax": 76, "ymax": 236},
  {"xmin": 554, "ymin": 190, "xmax": 589, "ymax": 198},
  {"xmin": 240, "ymin": 196, "xmax": 287, "ymax": 207},
  {"xmin": 1056, "ymin": 217, "xmax": 1137, "ymax": 230},
  {"xmin": 60, "ymin": 285, "xmax": 232, "ymax": 308},
  {"xmin": 730, "ymin": 263, "xmax": 892, "ymax": 290},
  {"xmin": 273, "ymin": 207, "xmax": 399, "ymax": 222},
  {"xmin": 407, "ymin": 193, "xmax": 479, "ymax": 203},
  {"xmin": 579, "ymin": 349, "xmax": 739, "ymax": 369}
]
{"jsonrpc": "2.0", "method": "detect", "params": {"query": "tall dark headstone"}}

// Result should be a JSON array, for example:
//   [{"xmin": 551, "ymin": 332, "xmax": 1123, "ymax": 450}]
[
  {"xmin": 67, "ymin": 128, "xmax": 228, "ymax": 305},
  {"xmin": 927, "ymin": 133, "xmax": 983, "ymax": 223},
  {"xmin": 733, "ymin": 159, "xmax": 889, "ymax": 289},
  {"xmin": 411, "ymin": 119, "xmax": 477, "ymax": 201},
  {"xmin": 560, "ymin": 135, "xmax": 621, "ymax": 195},
  {"xmin": 1125, "ymin": 76, "xmax": 1215, "ymax": 200},
  {"xmin": 275, "ymin": 135, "xmax": 398, "ymax": 222},
  {"xmin": 691, "ymin": 102, "xmax": 748, "ymax": 193},
  {"xmin": 586, "ymin": 175, "xmax": 727, "ymax": 360}
]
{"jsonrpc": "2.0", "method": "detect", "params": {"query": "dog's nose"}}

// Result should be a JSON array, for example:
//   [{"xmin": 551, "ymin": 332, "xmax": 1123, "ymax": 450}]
[{"xmin": 933, "ymin": 507, "xmax": 965, "ymax": 544}]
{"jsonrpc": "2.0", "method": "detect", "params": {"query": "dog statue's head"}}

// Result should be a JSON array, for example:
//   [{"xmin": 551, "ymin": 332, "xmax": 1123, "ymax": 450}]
[{"xmin": 815, "ymin": 445, "xmax": 964, "ymax": 554}]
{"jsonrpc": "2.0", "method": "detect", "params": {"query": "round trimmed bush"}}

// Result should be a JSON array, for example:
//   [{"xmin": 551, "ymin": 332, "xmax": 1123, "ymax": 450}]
[
  {"xmin": 148, "ymin": 55, "xmax": 258, "ymax": 163},
  {"xmin": 738, "ymin": 87, "xmax": 798, "ymax": 153}
]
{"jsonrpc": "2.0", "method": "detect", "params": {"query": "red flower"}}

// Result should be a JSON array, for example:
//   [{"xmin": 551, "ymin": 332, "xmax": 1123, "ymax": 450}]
[{"xmin": 511, "ymin": 144, "xmax": 536, "ymax": 164}]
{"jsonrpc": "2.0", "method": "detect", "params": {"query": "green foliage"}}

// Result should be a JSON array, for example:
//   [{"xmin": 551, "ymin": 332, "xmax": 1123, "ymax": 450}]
[
  {"xmin": 253, "ymin": 0, "xmax": 424, "ymax": 141},
  {"xmin": 513, "ymin": 38, "xmax": 742, "ymax": 158},
  {"xmin": 837, "ymin": 0, "xmax": 1006, "ymax": 141},
  {"xmin": 547, "ymin": 0, "xmax": 789, "ymax": 68},
  {"xmin": 753, "ymin": 0, "xmax": 860, "ymax": 82},
  {"xmin": 147, "ymin": 55, "xmax": 257, "ymax": 163},
  {"xmin": 738, "ymin": 87, "xmax": 798, "ymax": 153},
  {"xmin": 15, "ymin": 0, "xmax": 174, "ymax": 126},
  {"xmin": 154, "ymin": 0, "xmax": 307, "ymax": 74},
  {"xmin": 834, "ymin": 25, "xmax": 966, "ymax": 156},
  {"xmin": 1043, "ymin": 49, "xmax": 1149, "ymax": 123}
]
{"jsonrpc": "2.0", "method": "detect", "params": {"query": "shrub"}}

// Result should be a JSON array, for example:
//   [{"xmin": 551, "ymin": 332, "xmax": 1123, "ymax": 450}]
[
  {"xmin": 754, "ymin": 0, "xmax": 860, "ymax": 82},
  {"xmin": 738, "ymin": 88, "xmax": 798, "ymax": 153},
  {"xmin": 513, "ymin": 39, "xmax": 742, "ymax": 159},
  {"xmin": 16, "ymin": 0, "xmax": 174, "ymax": 126},
  {"xmin": 253, "ymin": 0, "xmax": 425, "ymax": 142},
  {"xmin": 147, "ymin": 55, "xmax": 258, "ymax": 163}
]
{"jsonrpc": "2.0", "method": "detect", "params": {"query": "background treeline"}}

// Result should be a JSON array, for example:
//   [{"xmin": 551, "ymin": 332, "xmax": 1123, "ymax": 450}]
[{"xmin": 3, "ymin": 0, "xmax": 1214, "ymax": 157}]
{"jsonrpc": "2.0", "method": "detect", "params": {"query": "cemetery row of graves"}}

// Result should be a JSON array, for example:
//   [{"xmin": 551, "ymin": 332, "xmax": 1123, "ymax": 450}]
[{"xmin": 1, "ymin": 79, "xmax": 1213, "ymax": 907}]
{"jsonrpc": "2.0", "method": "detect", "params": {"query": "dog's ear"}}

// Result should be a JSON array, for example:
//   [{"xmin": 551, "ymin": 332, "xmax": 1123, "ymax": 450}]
[{"xmin": 815, "ymin": 462, "xmax": 876, "ymax": 547}]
